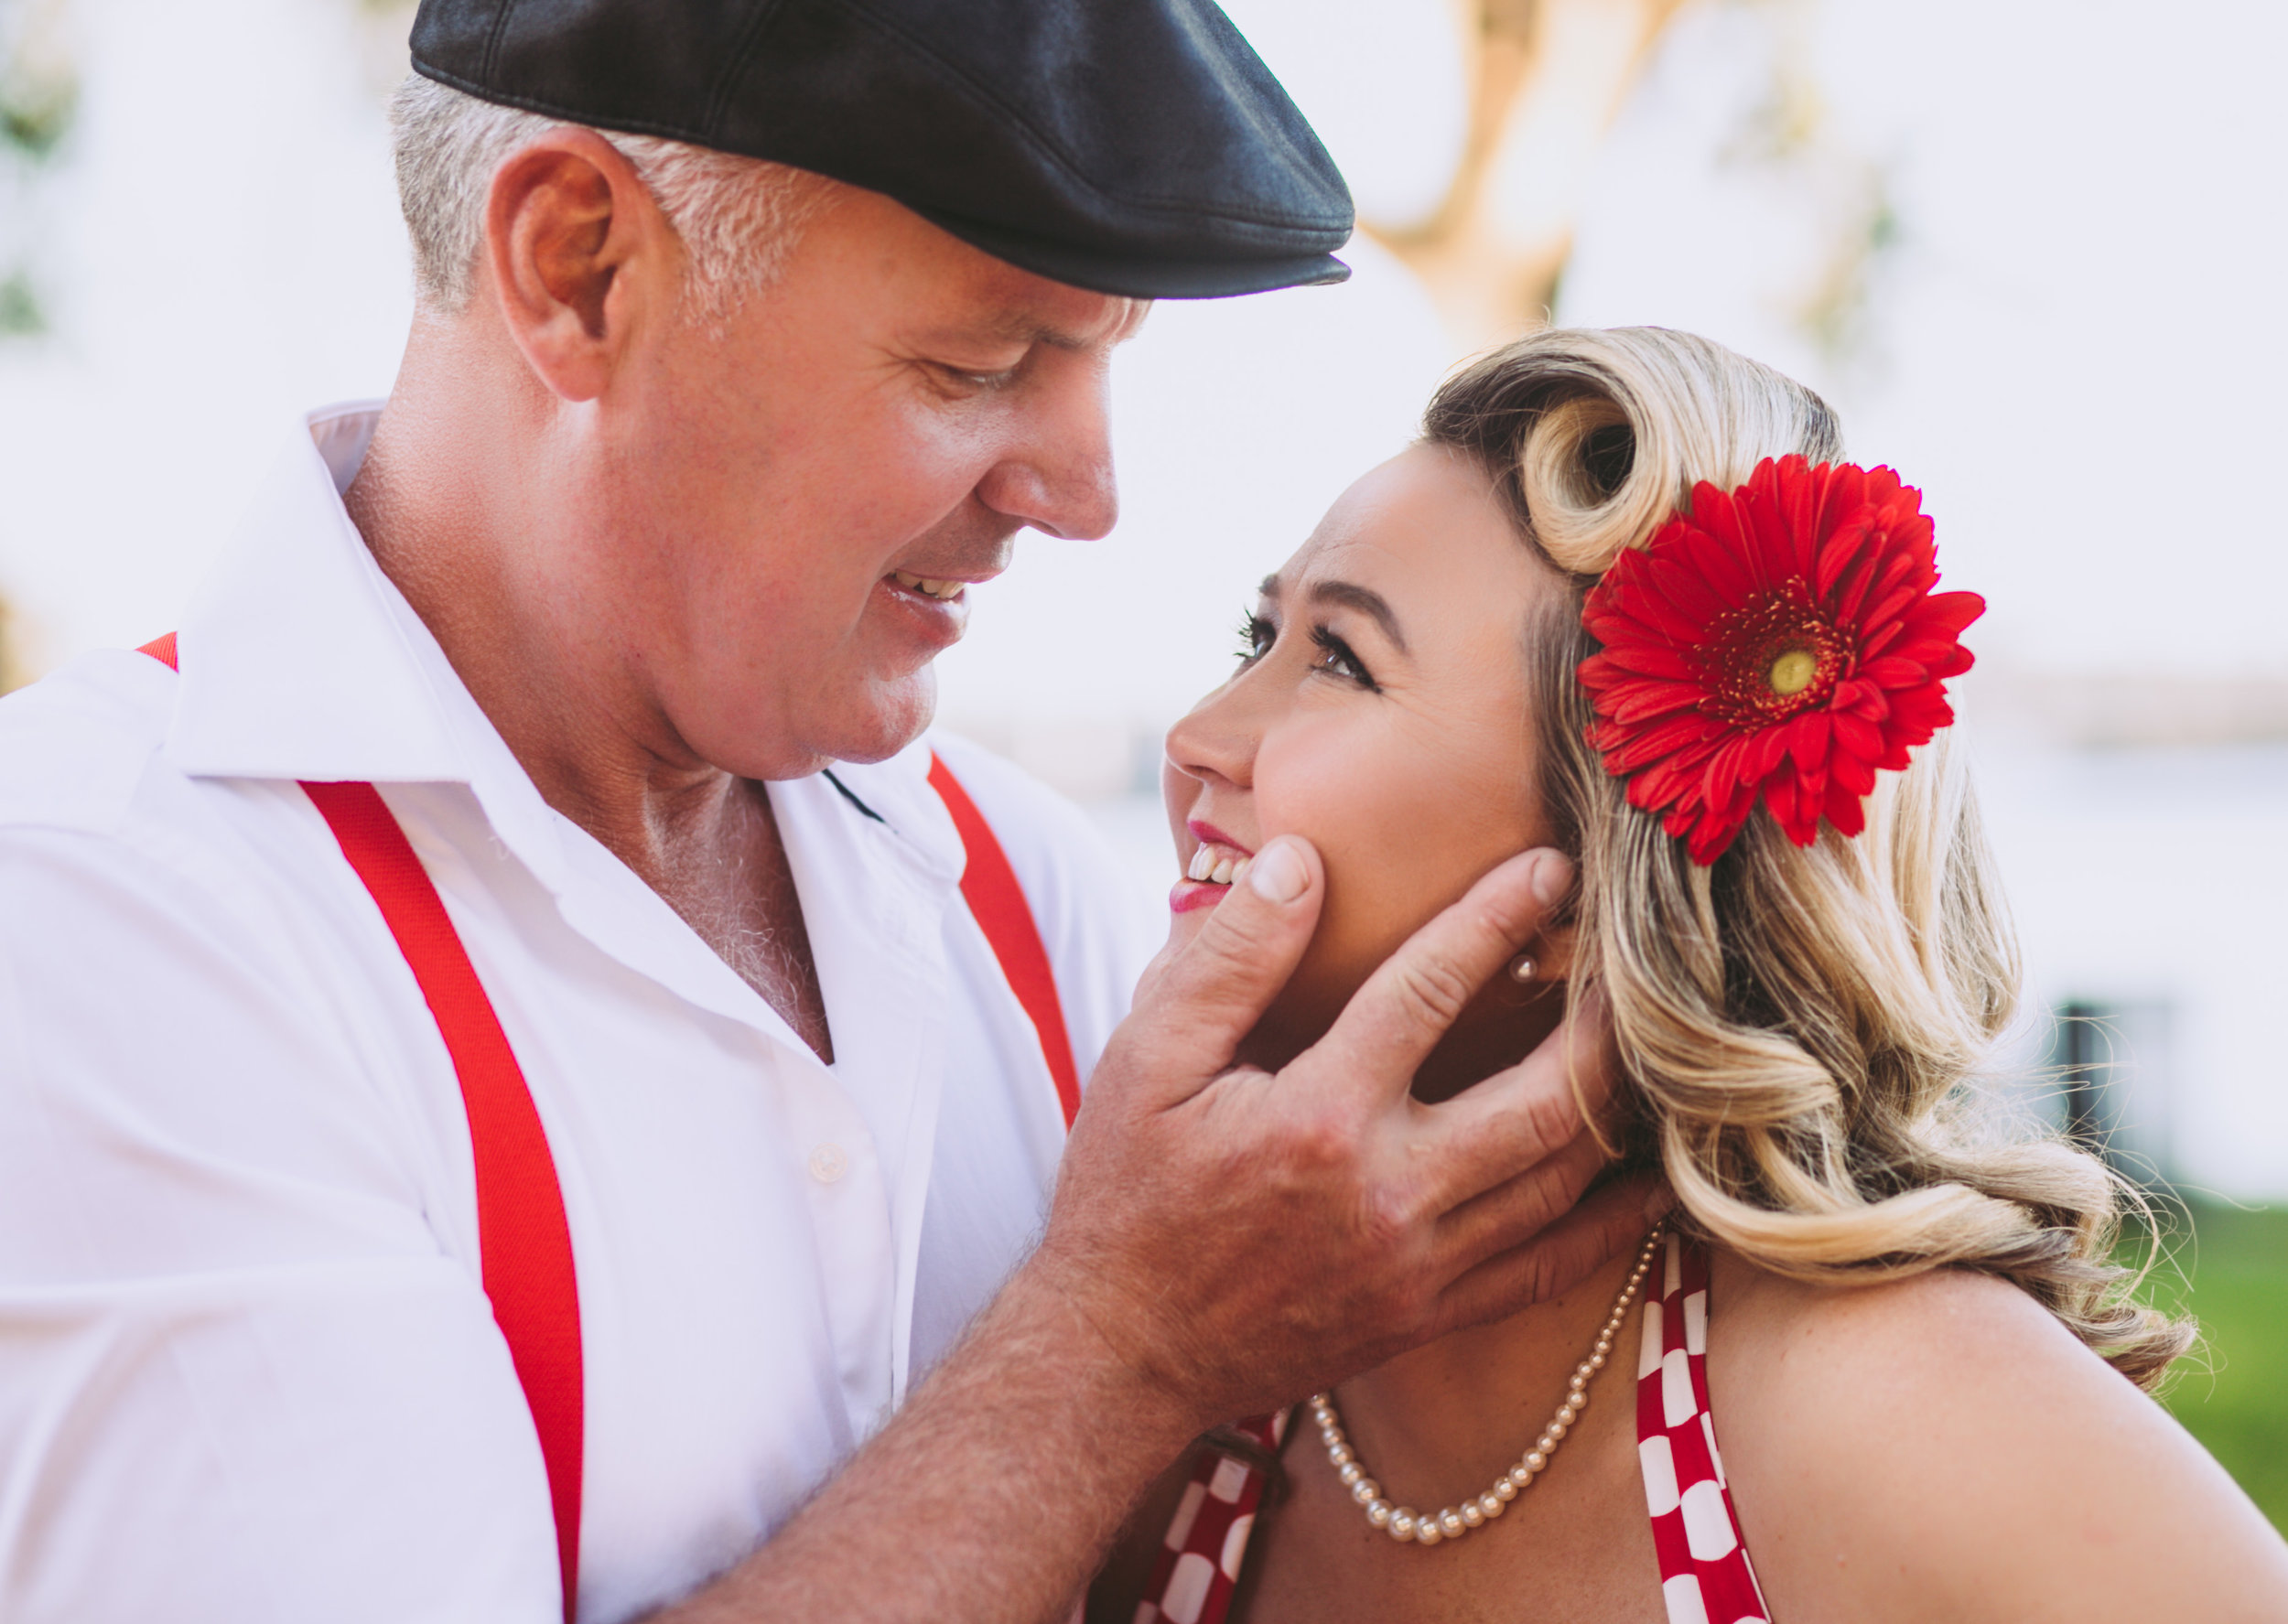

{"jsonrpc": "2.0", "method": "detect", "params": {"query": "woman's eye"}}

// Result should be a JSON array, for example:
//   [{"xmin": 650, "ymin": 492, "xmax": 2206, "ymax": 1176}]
[
  {"xmin": 1310, "ymin": 628, "xmax": 1378, "ymax": 691},
  {"xmin": 1235, "ymin": 611, "xmax": 1277, "ymax": 665}
]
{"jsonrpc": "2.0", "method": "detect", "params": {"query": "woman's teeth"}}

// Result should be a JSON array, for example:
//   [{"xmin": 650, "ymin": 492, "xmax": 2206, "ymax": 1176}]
[
  {"xmin": 1186, "ymin": 845, "xmax": 1253, "ymax": 886},
  {"xmin": 892, "ymin": 571, "xmax": 964, "ymax": 601}
]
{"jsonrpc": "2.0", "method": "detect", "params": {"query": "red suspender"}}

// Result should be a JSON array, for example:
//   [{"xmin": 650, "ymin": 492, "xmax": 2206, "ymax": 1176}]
[
  {"xmin": 926, "ymin": 752, "xmax": 1083, "ymax": 1129},
  {"xmin": 142, "ymin": 636, "xmax": 588, "ymax": 1616},
  {"xmin": 139, "ymin": 638, "xmax": 1078, "ymax": 1614},
  {"xmin": 305, "ymin": 779, "xmax": 588, "ymax": 1621}
]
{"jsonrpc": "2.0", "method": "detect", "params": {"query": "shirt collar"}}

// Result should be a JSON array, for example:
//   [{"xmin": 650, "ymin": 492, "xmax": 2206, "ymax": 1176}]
[
  {"xmin": 165, "ymin": 401, "xmax": 966, "ymax": 941},
  {"xmin": 170, "ymin": 404, "xmax": 469, "ymax": 783}
]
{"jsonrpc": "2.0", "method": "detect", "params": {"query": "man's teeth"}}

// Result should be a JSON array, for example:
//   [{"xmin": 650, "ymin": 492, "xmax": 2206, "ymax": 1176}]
[
  {"xmin": 1186, "ymin": 846, "xmax": 1253, "ymax": 885},
  {"xmin": 892, "ymin": 571, "xmax": 964, "ymax": 601}
]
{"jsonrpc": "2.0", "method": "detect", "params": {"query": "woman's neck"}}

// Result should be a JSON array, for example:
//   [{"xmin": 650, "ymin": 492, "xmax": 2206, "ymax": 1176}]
[{"xmin": 1322, "ymin": 1228, "xmax": 1649, "ymax": 1511}]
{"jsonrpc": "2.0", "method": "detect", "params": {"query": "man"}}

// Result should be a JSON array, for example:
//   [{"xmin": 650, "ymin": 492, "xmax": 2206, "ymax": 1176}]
[{"xmin": 0, "ymin": 2, "xmax": 1660, "ymax": 1619}]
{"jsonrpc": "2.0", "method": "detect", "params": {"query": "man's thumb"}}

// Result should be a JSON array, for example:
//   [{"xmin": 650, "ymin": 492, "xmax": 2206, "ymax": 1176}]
[{"xmin": 1128, "ymin": 834, "xmax": 1323, "ymax": 1088}]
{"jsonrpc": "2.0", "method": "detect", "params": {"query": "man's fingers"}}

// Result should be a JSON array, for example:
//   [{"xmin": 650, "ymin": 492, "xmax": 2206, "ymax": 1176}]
[
  {"xmin": 1414, "ymin": 988, "xmax": 1617, "ymax": 1205},
  {"xmin": 1117, "ymin": 835, "xmax": 1326, "ymax": 1095},
  {"xmin": 1304, "ymin": 848, "xmax": 1573, "ymax": 1105},
  {"xmin": 1433, "ymin": 1126, "xmax": 1609, "ymax": 1278},
  {"xmin": 1432, "ymin": 1173, "xmax": 1673, "ymax": 1337}
]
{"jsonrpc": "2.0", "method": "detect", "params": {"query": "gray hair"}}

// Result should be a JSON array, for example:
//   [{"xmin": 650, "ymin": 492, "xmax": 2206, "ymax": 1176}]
[{"xmin": 387, "ymin": 75, "xmax": 833, "ymax": 324}]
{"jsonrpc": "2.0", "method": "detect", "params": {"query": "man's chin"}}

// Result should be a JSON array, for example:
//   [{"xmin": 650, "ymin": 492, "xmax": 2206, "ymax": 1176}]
[
  {"xmin": 792, "ymin": 673, "xmax": 938, "ymax": 770},
  {"xmin": 685, "ymin": 669, "xmax": 936, "ymax": 780}
]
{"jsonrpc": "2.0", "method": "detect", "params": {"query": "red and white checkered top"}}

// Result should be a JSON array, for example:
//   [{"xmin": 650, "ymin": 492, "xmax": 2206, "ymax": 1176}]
[
  {"xmin": 1131, "ymin": 1411, "xmax": 1285, "ymax": 1624},
  {"xmin": 1638, "ymin": 1231, "xmax": 1768, "ymax": 1624},
  {"xmin": 1133, "ymin": 1231, "xmax": 1768, "ymax": 1624}
]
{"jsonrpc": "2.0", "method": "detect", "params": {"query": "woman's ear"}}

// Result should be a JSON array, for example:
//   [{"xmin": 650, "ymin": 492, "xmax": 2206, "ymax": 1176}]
[{"xmin": 480, "ymin": 128, "xmax": 680, "ymax": 403}]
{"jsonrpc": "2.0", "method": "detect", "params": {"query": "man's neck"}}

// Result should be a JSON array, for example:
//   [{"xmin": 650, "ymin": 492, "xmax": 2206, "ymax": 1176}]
[{"xmin": 339, "ymin": 353, "xmax": 836, "ymax": 1060}]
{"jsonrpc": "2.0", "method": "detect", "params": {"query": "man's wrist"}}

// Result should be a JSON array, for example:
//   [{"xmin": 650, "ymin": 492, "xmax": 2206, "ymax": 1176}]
[{"xmin": 987, "ymin": 1249, "xmax": 1206, "ymax": 1465}]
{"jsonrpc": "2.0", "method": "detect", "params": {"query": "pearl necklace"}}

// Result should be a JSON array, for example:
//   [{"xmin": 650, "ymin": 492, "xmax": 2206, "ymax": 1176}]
[{"xmin": 1308, "ymin": 1223, "xmax": 1663, "ymax": 1547}]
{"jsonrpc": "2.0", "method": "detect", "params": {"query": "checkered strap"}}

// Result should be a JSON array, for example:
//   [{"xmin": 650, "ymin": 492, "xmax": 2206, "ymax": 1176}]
[
  {"xmin": 1133, "ymin": 1236, "xmax": 1770, "ymax": 1623},
  {"xmin": 1130, "ymin": 1411, "xmax": 1285, "ymax": 1624},
  {"xmin": 1636, "ymin": 1233, "xmax": 1770, "ymax": 1624}
]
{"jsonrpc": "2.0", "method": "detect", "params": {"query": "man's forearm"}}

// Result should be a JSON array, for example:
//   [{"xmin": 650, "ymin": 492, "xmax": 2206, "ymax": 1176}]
[{"xmin": 653, "ymin": 1258, "xmax": 1198, "ymax": 1624}]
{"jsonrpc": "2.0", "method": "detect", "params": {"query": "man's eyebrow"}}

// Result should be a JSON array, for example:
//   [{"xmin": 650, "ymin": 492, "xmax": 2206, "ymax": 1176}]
[
  {"xmin": 977, "ymin": 304, "xmax": 1139, "ymax": 353},
  {"xmin": 1306, "ymin": 579, "xmax": 1408, "ymax": 653}
]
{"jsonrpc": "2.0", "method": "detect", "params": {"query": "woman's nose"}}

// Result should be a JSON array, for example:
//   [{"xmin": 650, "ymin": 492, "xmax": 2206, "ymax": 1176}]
[{"xmin": 1164, "ymin": 678, "xmax": 1258, "ymax": 792}]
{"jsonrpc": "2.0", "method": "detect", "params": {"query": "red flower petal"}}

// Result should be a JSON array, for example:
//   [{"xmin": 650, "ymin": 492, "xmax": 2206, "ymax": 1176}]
[
  {"xmin": 1605, "ymin": 681, "xmax": 1709, "ymax": 725},
  {"xmin": 1831, "ymin": 747, "xmax": 1879, "ymax": 798},
  {"xmin": 1681, "ymin": 523, "xmax": 1758, "ymax": 602},
  {"xmin": 1917, "ymin": 589, "xmax": 1986, "ymax": 637},
  {"xmin": 1857, "ymin": 655, "xmax": 1928, "ymax": 689},
  {"xmin": 1788, "ymin": 711, "xmax": 1832, "ymax": 773},
  {"xmin": 1831, "ymin": 711, "xmax": 1885, "ymax": 765},
  {"xmin": 1645, "ymin": 551, "xmax": 1734, "ymax": 627},
  {"xmin": 1823, "ymin": 778, "xmax": 1868, "ymax": 836},
  {"xmin": 1577, "ymin": 455, "xmax": 1979, "ymax": 865},
  {"xmin": 1585, "ymin": 641, "xmax": 1700, "ymax": 682}
]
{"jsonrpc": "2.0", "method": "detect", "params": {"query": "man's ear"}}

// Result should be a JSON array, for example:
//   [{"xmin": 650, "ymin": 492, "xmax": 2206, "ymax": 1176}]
[{"xmin": 480, "ymin": 128, "xmax": 678, "ymax": 403}]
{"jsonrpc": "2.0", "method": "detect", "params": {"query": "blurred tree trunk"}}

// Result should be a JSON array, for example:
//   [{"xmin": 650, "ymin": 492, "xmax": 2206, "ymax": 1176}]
[
  {"xmin": 1366, "ymin": 0, "xmax": 1695, "ymax": 352},
  {"xmin": 0, "ymin": 593, "xmax": 24, "ymax": 694}
]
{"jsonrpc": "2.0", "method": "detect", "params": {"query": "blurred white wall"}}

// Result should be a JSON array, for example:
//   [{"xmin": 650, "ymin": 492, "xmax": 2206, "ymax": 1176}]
[
  {"xmin": 1559, "ymin": 0, "xmax": 2288, "ymax": 675},
  {"xmin": 0, "ymin": 0, "xmax": 412, "ymax": 664}
]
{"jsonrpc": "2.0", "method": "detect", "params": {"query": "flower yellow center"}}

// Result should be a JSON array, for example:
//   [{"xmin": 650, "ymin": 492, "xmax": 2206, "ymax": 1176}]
[{"xmin": 1768, "ymin": 647, "xmax": 1819, "ymax": 697}]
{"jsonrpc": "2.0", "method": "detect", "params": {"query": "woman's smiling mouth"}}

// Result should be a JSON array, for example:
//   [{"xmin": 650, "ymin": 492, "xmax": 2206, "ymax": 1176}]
[{"xmin": 1171, "ymin": 823, "xmax": 1255, "ymax": 912}]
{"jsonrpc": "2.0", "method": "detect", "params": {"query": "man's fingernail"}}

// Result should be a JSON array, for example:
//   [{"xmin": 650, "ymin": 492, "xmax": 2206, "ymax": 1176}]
[
  {"xmin": 1531, "ymin": 850, "xmax": 1575, "ymax": 906},
  {"xmin": 1247, "ymin": 838, "xmax": 1309, "ymax": 904}
]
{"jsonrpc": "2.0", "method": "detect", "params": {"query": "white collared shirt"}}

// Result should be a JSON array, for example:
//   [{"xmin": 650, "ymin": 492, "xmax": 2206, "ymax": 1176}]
[{"xmin": 0, "ymin": 405, "xmax": 1157, "ymax": 1624}]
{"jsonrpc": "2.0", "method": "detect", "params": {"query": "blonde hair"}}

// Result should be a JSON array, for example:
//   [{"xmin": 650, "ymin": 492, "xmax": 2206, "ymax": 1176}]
[
  {"xmin": 386, "ymin": 75, "xmax": 834, "ymax": 324},
  {"xmin": 1424, "ymin": 327, "xmax": 2188, "ymax": 1388}
]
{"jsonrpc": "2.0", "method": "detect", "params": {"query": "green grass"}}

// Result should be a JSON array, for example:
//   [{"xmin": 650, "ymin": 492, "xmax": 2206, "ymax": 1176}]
[{"xmin": 2139, "ymin": 1200, "xmax": 2288, "ymax": 1532}]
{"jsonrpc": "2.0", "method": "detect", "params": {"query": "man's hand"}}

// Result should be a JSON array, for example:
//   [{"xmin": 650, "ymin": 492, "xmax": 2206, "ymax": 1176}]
[
  {"xmin": 661, "ymin": 837, "xmax": 1663, "ymax": 1624},
  {"xmin": 1033, "ymin": 836, "xmax": 1666, "ymax": 1429}
]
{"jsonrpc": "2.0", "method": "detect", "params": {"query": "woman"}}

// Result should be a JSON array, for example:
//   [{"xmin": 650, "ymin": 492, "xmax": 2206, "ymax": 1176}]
[{"xmin": 1095, "ymin": 328, "xmax": 2288, "ymax": 1623}]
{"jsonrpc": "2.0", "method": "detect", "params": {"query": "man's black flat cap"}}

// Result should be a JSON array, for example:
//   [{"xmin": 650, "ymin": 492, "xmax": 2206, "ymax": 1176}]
[{"xmin": 408, "ymin": 0, "xmax": 1354, "ymax": 299}]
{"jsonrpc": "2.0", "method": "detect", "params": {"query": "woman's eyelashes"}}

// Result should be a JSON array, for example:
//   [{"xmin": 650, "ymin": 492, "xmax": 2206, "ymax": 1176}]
[
  {"xmin": 1233, "ymin": 607, "xmax": 1380, "ymax": 693},
  {"xmin": 1309, "ymin": 627, "xmax": 1379, "ymax": 691},
  {"xmin": 1236, "ymin": 609, "xmax": 1277, "ymax": 666}
]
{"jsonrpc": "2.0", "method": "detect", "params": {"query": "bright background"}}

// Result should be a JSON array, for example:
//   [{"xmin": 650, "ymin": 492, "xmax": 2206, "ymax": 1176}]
[{"xmin": 3, "ymin": 0, "xmax": 2283, "ymax": 1525}]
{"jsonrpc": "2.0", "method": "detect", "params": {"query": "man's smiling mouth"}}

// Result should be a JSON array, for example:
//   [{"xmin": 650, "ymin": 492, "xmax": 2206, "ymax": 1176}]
[{"xmin": 890, "ymin": 571, "xmax": 966, "ymax": 602}]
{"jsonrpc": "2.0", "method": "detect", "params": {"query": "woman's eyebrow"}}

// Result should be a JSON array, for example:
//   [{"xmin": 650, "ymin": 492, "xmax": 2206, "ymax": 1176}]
[{"xmin": 1306, "ymin": 579, "xmax": 1408, "ymax": 653}]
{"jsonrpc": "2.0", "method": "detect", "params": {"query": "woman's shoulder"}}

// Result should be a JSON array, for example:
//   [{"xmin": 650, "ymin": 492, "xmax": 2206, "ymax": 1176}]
[
  {"xmin": 1700, "ymin": 1247, "xmax": 2288, "ymax": 1622},
  {"xmin": 1709, "ymin": 1243, "xmax": 2084, "ymax": 1388}
]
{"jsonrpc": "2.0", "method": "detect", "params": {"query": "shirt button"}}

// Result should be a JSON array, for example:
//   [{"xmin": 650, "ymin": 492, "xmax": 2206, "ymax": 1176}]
[{"xmin": 807, "ymin": 1143, "xmax": 849, "ymax": 1184}]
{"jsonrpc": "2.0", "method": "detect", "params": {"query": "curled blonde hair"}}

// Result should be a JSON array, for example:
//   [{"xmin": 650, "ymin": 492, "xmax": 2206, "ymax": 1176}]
[{"xmin": 1424, "ymin": 327, "xmax": 2187, "ymax": 1388}]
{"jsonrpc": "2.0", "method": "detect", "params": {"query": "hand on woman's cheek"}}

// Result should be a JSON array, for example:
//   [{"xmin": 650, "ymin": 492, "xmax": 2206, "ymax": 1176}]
[{"xmin": 1162, "ymin": 446, "xmax": 1570, "ymax": 1070}]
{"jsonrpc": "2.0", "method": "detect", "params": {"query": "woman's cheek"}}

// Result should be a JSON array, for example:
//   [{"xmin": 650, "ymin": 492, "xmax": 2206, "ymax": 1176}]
[{"xmin": 1255, "ymin": 728, "xmax": 1419, "ymax": 1005}]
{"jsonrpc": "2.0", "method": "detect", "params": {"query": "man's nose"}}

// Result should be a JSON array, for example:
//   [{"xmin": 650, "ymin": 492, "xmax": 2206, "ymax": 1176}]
[{"xmin": 972, "ymin": 355, "xmax": 1119, "ymax": 541}]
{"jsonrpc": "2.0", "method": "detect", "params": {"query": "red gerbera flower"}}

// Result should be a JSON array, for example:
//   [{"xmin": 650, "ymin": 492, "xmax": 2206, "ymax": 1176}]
[{"xmin": 1577, "ymin": 455, "xmax": 1983, "ymax": 865}]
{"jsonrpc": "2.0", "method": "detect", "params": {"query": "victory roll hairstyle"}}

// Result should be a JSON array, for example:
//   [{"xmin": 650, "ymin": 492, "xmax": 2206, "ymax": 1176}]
[{"xmin": 1423, "ymin": 327, "xmax": 2187, "ymax": 1388}]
